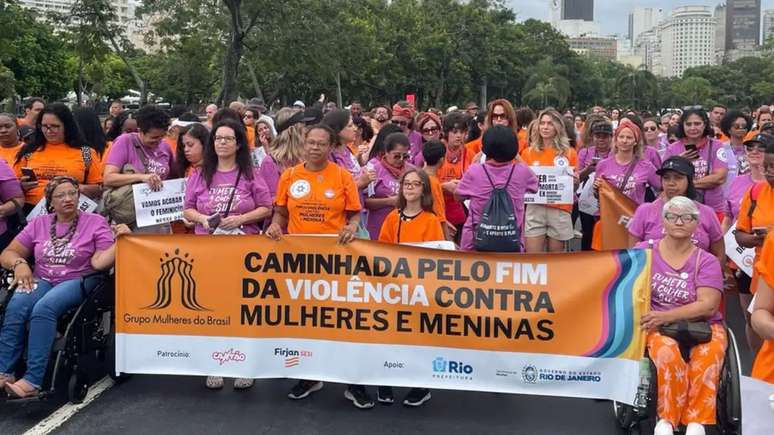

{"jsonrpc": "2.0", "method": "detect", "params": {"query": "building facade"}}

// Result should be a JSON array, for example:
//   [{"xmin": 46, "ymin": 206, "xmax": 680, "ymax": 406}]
[
  {"xmin": 726, "ymin": 0, "xmax": 761, "ymax": 52},
  {"xmin": 659, "ymin": 6, "xmax": 716, "ymax": 78},
  {"xmin": 561, "ymin": 0, "xmax": 593, "ymax": 22},
  {"xmin": 628, "ymin": 7, "xmax": 664, "ymax": 44},
  {"xmin": 568, "ymin": 36, "xmax": 617, "ymax": 60},
  {"xmin": 763, "ymin": 9, "xmax": 774, "ymax": 43}
]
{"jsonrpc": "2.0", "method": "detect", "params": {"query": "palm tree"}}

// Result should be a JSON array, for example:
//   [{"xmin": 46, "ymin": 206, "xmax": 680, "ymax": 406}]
[{"xmin": 616, "ymin": 67, "xmax": 657, "ymax": 109}]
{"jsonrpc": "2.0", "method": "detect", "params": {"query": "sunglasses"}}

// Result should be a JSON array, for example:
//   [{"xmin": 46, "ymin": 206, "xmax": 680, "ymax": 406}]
[
  {"xmin": 389, "ymin": 152, "xmax": 411, "ymax": 160},
  {"xmin": 643, "ymin": 126, "xmax": 658, "ymax": 132},
  {"xmin": 422, "ymin": 127, "xmax": 439, "ymax": 134},
  {"xmin": 491, "ymin": 113, "xmax": 507, "ymax": 121},
  {"xmin": 731, "ymin": 123, "xmax": 748, "ymax": 129},
  {"xmin": 391, "ymin": 119, "xmax": 408, "ymax": 127}
]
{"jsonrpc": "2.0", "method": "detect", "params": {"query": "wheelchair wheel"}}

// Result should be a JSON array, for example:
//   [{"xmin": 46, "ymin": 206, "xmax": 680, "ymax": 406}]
[
  {"xmin": 67, "ymin": 369, "xmax": 89, "ymax": 404},
  {"xmin": 716, "ymin": 327, "xmax": 742, "ymax": 435}
]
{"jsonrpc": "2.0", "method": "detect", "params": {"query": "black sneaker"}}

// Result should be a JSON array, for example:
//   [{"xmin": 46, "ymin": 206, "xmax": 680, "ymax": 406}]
[
  {"xmin": 287, "ymin": 380, "xmax": 323, "ymax": 400},
  {"xmin": 344, "ymin": 385, "xmax": 375, "ymax": 409},
  {"xmin": 377, "ymin": 386, "xmax": 394, "ymax": 405},
  {"xmin": 403, "ymin": 388, "xmax": 431, "ymax": 407}
]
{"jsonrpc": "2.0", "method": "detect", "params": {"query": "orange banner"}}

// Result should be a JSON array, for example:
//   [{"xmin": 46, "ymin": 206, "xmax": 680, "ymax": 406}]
[
  {"xmin": 593, "ymin": 180, "xmax": 637, "ymax": 251},
  {"xmin": 116, "ymin": 235, "xmax": 650, "ymax": 359}
]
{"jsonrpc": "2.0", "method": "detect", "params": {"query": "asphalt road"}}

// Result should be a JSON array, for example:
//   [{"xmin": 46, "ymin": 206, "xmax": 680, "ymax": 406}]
[{"xmin": 0, "ymin": 288, "xmax": 757, "ymax": 435}]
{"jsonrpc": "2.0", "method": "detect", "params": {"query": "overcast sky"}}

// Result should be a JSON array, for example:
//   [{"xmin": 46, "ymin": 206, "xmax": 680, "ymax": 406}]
[{"xmin": 507, "ymin": 1, "xmax": 774, "ymax": 36}]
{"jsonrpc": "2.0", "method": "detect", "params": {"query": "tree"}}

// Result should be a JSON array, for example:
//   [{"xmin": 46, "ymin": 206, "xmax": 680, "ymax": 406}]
[
  {"xmin": 0, "ymin": 1, "xmax": 73, "ymax": 101},
  {"xmin": 671, "ymin": 77, "xmax": 713, "ymax": 106}
]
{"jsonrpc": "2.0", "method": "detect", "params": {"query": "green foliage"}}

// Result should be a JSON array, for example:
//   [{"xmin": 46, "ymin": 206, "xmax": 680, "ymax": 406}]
[{"xmin": 0, "ymin": 1, "xmax": 73, "ymax": 100}]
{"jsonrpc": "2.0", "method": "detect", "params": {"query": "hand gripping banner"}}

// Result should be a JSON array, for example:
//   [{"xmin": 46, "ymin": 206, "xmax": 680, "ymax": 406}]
[{"xmin": 116, "ymin": 235, "xmax": 651, "ymax": 404}]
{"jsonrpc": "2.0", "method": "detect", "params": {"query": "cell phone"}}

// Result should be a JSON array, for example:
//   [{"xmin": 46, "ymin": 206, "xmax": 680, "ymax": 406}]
[
  {"xmin": 21, "ymin": 167, "xmax": 37, "ymax": 181},
  {"xmin": 207, "ymin": 214, "xmax": 221, "ymax": 230},
  {"xmin": 685, "ymin": 143, "xmax": 697, "ymax": 152},
  {"xmin": 752, "ymin": 227, "xmax": 769, "ymax": 237}
]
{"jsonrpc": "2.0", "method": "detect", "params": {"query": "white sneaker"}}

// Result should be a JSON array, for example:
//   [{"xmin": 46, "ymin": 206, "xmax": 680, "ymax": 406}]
[
  {"xmin": 205, "ymin": 376, "xmax": 224, "ymax": 390},
  {"xmin": 654, "ymin": 419, "xmax": 674, "ymax": 435},
  {"xmin": 685, "ymin": 423, "xmax": 705, "ymax": 435}
]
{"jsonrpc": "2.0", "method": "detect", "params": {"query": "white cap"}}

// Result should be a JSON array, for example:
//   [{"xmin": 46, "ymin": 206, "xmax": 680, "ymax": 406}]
[
  {"xmin": 446, "ymin": 105, "xmax": 459, "ymax": 113},
  {"xmin": 293, "ymin": 100, "xmax": 305, "ymax": 109}
]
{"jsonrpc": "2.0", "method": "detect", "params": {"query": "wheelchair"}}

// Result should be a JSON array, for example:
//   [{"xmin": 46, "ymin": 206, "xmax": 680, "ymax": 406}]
[
  {"xmin": 0, "ymin": 269, "xmax": 122, "ymax": 404},
  {"xmin": 612, "ymin": 324, "xmax": 742, "ymax": 435}
]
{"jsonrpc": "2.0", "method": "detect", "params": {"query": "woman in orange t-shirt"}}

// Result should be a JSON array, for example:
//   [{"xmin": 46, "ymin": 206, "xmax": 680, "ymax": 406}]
[
  {"xmin": 379, "ymin": 168, "xmax": 444, "ymax": 244},
  {"xmin": 265, "ymin": 123, "xmax": 368, "ymax": 407},
  {"xmin": 0, "ymin": 113, "xmax": 23, "ymax": 166},
  {"xmin": 751, "ymin": 233, "xmax": 774, "ymax": 384},
  {"xmin": 520, "ymin": 108, "xmax": 578, "ymax": 253},
  {"xmin": 14, "ymin": 103, "xmax": 102, "ymax": 209}
]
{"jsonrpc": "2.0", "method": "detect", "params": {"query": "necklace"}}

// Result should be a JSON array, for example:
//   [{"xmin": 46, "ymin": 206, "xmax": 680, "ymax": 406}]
[{"xmin": 49, "ymin": 213, "xmax": 79, "ymax": 256}]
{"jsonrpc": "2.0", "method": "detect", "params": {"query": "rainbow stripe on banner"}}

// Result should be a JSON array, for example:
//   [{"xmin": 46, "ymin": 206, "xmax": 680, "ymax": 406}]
[{"xmin": 586, "ymin": 249, "xmax": 651, "ymax": 360}]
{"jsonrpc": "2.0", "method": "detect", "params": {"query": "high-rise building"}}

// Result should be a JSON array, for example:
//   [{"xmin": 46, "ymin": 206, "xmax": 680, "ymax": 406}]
[
  {"xmin": 763, "ymin": 9, "xmax": 774, "ymax": 43},
  {"xmin": 714, "ymin": 4, "xmax": 727, "ymax": 64},
  {"xmin": 562, "ymin": 0, "xmax": 593, "ymax": 22},
  {"xmin": 19, "ymin": 0, "xmax": 136, "ymax": 23},
  {"xmin": 725, "ymin": 0, "xmax": 761, "ymax": 57},
  {"xmin": 628, "ymin": 7, "xmax": 664, "ymax": 44},
  {"xmin": 659, "ymin": 6, "xmax": 716, "ymax": 78}
]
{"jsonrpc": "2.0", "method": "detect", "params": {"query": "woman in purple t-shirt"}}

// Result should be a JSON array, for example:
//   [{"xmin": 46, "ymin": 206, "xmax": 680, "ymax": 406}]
[
  {"xmin": 183, "ymin": 119, "xmax": 272, "ymax": 237},
  {"xmin": 637, "ymin": 196, "xmax": 726, "ymax": 435},
  {"xmin": 0, "ymin": 158, "xmax": 24, "ymax": 250},
  {"xmin": 593, "ymin": 118, "xmax": 660, "ymax": 207},
  {"xmin": 456, "ymin": 126, "xmax": 538, "ymax": 251},
  {"xmin": 663, "ymin": 108, "xmax": 728, "ymax": 214},
  {"xmin": 0, "ymin": 176, "xmax": 129, "ymax": 398},
  {"xmin": 628, "ymin": 156, "xmax": 725, "ymax": 262},
  {"xmin": 363, "ymin": 133, "xmax": 413, "ymax": 239}
]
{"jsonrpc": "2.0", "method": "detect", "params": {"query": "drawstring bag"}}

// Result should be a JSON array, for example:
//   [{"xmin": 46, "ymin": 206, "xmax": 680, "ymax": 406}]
[{"xmin": 474, "ymin": 165, "xmax": 520, "ymax": 252}]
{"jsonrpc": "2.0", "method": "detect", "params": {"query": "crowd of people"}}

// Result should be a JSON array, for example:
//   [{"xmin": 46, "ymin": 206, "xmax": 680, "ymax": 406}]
[{"xmin": 0, "ymin": 96, "xmax": 772, "ymax": 433}]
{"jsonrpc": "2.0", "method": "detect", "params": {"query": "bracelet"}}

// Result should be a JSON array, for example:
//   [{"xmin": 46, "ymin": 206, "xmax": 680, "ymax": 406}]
[{"xmin": 12, "ymin": 259, "xmax": 28, "ymax": 269}]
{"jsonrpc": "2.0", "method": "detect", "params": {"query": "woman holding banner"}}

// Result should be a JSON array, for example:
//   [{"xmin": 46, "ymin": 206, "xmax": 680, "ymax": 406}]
[
  {"xmin": 751, "ymin": 233, "xmax": 774, "ymax": 384},
  {"xmin": 183, "ymin": 119, "xmax": 271, "ymax": 390},
  {"xmin": 520, "ymin": 109, "xmax": 577, "ymax": 253},
  {"xmin": 0, "ymin": 176, "xmax": 130, "ymax": 398},
  {"xmin": 637, "ymin": 196, "xmax": 726, "ymax": 435},
  {"xmin": 593, "ymin": 119, "xmax": 660, "ymax": 206},
  {"xmin": 264, "ymin": 124, "xmax": 367, "ymax": 407}
]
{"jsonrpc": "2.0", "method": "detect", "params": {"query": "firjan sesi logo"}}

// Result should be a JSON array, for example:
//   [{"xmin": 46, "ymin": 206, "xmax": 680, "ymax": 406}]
[
  {"xmin": 144, "ymin": 249, "xmax": 209, "ymax": 311},
  {"xmin": 274, "ymin": 348, "xmax": 312, "ymax": 368}
]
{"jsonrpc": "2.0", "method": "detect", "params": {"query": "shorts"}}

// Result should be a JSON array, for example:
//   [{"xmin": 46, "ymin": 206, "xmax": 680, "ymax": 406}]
[{"xmin": 524, "ymin": 205, "xmax": 574, "ymax": 241}]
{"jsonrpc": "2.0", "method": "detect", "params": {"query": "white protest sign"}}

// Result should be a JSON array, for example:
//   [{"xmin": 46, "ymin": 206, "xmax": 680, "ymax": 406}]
[
  {"xmin": 524, "ymin": 166, "xmax": 575, "ymax": 205},
  {"xmin": 724, "ymin": 222, "xmax": 755, "ymax": 277},
  {"xmin": 27, "ymin": 195, "xmax": 98, "ymax": 219},
  {"xmin": 132, "ymin": 178, "xmax": 186, "ymax": 228}
]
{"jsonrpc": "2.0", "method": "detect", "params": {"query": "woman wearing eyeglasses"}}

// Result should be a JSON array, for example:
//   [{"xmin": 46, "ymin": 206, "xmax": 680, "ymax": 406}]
[
  {"xmin": 735, "ymin": 133, "xmax": 774, "ymax": 303},
  {"xmin": 14, "ymin": 104, "xmax": 103, "ymax": 210},
  {"xmin": 637, "ymin": 196, "xmax": 726, "ymax": 435},
  {"xmin": 363, "ymin": 132, "xmax": 413, "ymax": 239},
  {"xmin": 664, "ymin": 108, "xmax": 728, "ymax": 218},
  {"xmin": 242, "ymin": 107, "xmax": 259, "ymax": 149},
  {"xmin": 642, "ymin": 118, "xmax": 666, "ymax": 164},
  {"xmin": 464, "ymin": 99, "xmax": 518, "ymax": 158},
  {"xmin": 0, "ymin": 176, "xmax": 130, "ymax": 398}
]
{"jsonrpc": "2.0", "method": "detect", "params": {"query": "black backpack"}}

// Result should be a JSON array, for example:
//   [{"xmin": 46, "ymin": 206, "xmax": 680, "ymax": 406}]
[{"xmin": 474, "ymin": 165, "xmax": 521, "ymax": 252}]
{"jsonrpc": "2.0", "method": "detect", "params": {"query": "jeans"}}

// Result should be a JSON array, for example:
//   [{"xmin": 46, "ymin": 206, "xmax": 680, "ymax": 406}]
[{"xmin": 0, "ymin": 277, "xmax": 99, "ymax": 388}]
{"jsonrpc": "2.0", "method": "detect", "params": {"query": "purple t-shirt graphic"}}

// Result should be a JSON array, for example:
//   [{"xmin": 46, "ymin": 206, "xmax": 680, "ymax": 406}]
[
  {"xmin": 106, "ymin": 133, "xmax": 174, "ymax": 180},
  {"xmin": 456, "ymin": 162, "xmax": 538, "ymax": 251},
  {"xmin": 16, "ymin": 212, "xmax": 114, "ymax": 285},
  {"xmin": 184, "ymin": 167, "xmax": 272, "ymax": 234},
  {"xmin": 636, "ymin": 240, "xmax": 723, "ymax": 323}
]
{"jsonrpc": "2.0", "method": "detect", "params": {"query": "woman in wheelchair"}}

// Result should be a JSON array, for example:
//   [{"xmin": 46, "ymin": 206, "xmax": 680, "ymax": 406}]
[
  {"xmin": 635, "ymin": 196, "xmax": 726, "ymax": 435},
  {"xmin": 0, "ymin": 176, "xmax": 130, "ymax": 398}
]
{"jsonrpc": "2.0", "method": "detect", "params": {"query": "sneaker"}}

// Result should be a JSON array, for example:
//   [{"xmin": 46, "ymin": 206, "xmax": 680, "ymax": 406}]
[
  {"xmin": 205, "ymin": 376, "xmax": 224, "ymax": 390},
  {"xmin": 287, "ymin": 380, "xmax": 323, "ymax": 400},
  {"xmin": 344, "ymin": 385, "xmax": 375, "ymax": 409},
  {"xmin": 403, "ymin": 388, "xmax": 431, "ymax": 407},
  {"xmin": 233, "ymin": 378, "xmax": 254, "ymax": 390},
  {"xmin": 654, "ymin": 419, "xmax": 674, "ymax": 435},
  {"xmin": 377, "ymin": 386, "xmax": 394, "ymax": 404},
  {"xmin": 685, "ymin": 423, "xmax": 705, "ymax": 435}
]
